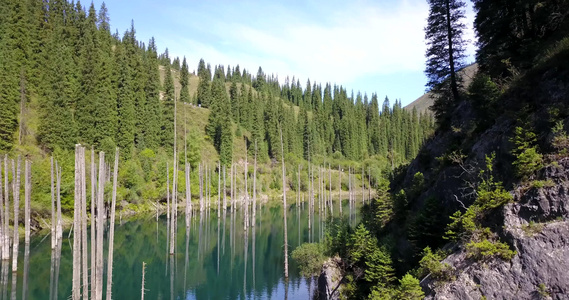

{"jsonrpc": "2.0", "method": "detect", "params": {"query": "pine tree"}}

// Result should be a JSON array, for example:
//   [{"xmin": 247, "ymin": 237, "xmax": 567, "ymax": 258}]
[
  {"xmin": 425, "ymin": 0, "xmax": 467, "ymax": 126},
  {"xmin": 142, "ymin": 36, "xmax": 161, "ymax": 150},
  {"xmin": 115, "ymin": 41, "xmax": 135, "ymax": 158},
  {"xmin": 206, "ymin": 67, "xmax": 232, "ymax": 164},
  {"xmin": 196, "ymin": 58, "xmax": 211, "ymax": 107},
  {"xmin": 229, "ymin": 80, "xmax": 239, "ymax": 123},
  {"xmin": 76, "ymin": 4, "xmax": 101, "ymax": 146},
  {"xmin": 0, "ymin": 2, "xmax": 18, "ymax": 150},
  {"xmin": 180, "ymin": 56, "xmax": 190, "ymax": 103}
]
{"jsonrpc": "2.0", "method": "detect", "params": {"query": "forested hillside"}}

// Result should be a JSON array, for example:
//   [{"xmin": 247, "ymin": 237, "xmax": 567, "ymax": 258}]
[{"xmin": 0, "ymin": 0, "xmax": 434, "ymax": 214}]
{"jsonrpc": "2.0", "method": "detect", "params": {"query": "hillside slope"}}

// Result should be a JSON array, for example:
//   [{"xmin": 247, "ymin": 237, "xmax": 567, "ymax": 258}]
[
  {"xmin": 393, "ymin": 46, "xmax": 569, "ymax": 298},
  {"xmin": 404, "ymin": 64, "xmax": 478, "ymax": 114}
]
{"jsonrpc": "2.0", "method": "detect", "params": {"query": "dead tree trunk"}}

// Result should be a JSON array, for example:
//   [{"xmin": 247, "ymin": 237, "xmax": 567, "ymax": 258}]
[
  {"xmin": 72, "ymin": 147, "xmax": 81, "ymax": 300},
  {"xmin": 252, "ymin": 140, "xmax": 257, "ymax": 227},
  {"xmin": 279, "ymin": 123, "xmax": 289, "ymax": 278},
  {"xmin": 0, "ymin": 155, "xmax": 10, "ymax": 265},
  {"xmin": 199, "ymin": 163, "xmax": 203, "ymax": 212},
  {"xmin": 338, "ymin": 165, "xmax": 342, "ymax": 215},
  {"xmin": 141, "ymin": 262, "xmax": 146, "ymax": 300},
  {"xmin": 10, "ymin": 157, "xmax": 20, "ymax": 273},
  {"xmin": 244, "ymin": 153, "xmax": 248, "ymax": 230},
  {"xmin": 80, "ymin": 147, "xmax": 88, "ymax": 300},
  {"xmin": 56, "ymin": 161, "xmax": 62, "ymax": 242},
  {"xmin": 24, "ymin": 160, "xmax": 30, "ymax": 245},
  {"xmin": 50, "ymin": 157, "xmax": 55, "ymax": 250},
  {"xmin": 217, "ymin": 162, "xmax": 221, "ymax": 219},
  {"xmin": 185, "ymin": 162, "xmax": 191, "ymax": 228},
  {"xmin": 106, "ymin": 148, "xmax": 120, "ymax": 299},
  {"xmin": 0, "ymin": 157, "xmax": 4, "ymax": 260},
  {"xmin": 96, "ymin": 151, "xmax": 105, "ymax": 300},
  {"xmin": 329, "ymin": 164, "xmax": 332, "ymax": 216},
  {"xmin": 90, "ymin": 148, "xmax": 96, "ymax": 300},
  {"xmin": 167, "ymin": 162, "xmax": 170, "ymax": 220}
]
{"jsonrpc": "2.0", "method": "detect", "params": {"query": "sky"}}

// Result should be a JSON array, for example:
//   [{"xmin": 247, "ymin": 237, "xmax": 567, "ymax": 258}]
[{"xmin": 91, "ymin": 0, "xmax": 476, "ymax": 107}]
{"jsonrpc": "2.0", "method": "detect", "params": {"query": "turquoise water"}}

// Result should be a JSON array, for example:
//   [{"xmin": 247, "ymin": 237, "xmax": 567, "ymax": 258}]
[{"xmin": 1, "ymin": 199, "xmax": 361, "ymax": 299}]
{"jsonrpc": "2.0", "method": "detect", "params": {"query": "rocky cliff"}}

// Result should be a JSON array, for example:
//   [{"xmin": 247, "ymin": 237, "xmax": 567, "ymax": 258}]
[
  {"xmin": 407, "ymin": 48, "xmax": 569, "ymax": 299},
  {"xmin": 422, "ymin": 158, "xmax": 569, "ymax": 300}
]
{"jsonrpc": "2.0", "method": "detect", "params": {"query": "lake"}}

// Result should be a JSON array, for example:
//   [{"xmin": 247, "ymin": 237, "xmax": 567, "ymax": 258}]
[{"xmin": 1, "ymin": 198, "xmax": 362, "ymax": 299}]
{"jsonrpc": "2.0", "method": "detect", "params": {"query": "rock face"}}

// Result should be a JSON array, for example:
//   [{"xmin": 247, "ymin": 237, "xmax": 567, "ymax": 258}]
[
  {"xmin": 423, "ymin": 158, "xmax": 569, "ymax": 300},
  {"xmin": 317, "ymin": 257, "xmax": 344, "ymax": 300}
]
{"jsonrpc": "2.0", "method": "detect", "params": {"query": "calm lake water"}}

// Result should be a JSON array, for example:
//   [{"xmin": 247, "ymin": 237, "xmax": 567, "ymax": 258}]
[{"xmin": 1, "ymin": 199, "xmax": 361, "ymax": 300}]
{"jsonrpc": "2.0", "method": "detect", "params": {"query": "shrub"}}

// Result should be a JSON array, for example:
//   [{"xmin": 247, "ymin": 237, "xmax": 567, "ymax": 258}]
[
  {"xmin": 397, "ymin": 273, "xmax": 425, "ymax": 300},
  {"xmin": 417, "ymin": 247, "xmax": 453, "ymax": 281},
  {"xmin": 552, "ymin": 120, "xmax": 569, "ymax": 157},
  {"xmin": 291, "ymin": 243, "xmax": 326, "ymax": 277},
  {"xmin": 511, "ymin": 126, "xmax": 543, "ymax": 180},
  {"xmin": 466, "ymin": 238, "xmax": 516, "ymax": 261}
]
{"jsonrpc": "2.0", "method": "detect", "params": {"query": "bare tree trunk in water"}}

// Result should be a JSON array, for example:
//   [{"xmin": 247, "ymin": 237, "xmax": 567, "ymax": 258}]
[
  {"xmin": 96, "ymin": 151, "xmax": 105, "ymax": 300},
  {"xmin": 11, "ymin": 157, "xmax": 21, "ymax": 273},
  {"xmin": 141, "ymin": 262, "xmax": 146, "ymax": 300},
  {"xmin": 223, "ymin": 166, "xmax": 227, "ymax": 214},
  {"xmin": 338, "ymin": 165, "xmax": 342, "ymax": 215},
  {"xmin": 2, "ymin": 156, "xmax": 9, "ymax": 260},
  {"xmin": 72, "ymin": 147, "xmax": 80, "ymax": 300},
  {"xmin": 24, "ymin": 160, "xmax": 30, "ymax": 245},
  {"xmin": 90, "ymin": 148, "xmax": 96, "ymax": 300},
  {"xmin": 199, "ymin": 164, "xmax": 203, "ymax": 211},
  {"xmin": 167, "ymin": 162, "xmax": 170, "ymax": 220},
  {"xmin": 56, "ymin": 162, "xmax": 62, "ymax": 241},
  {"xmin": 279, "ymin": 123, "xmax": 289, "ymax": 278},
  {"xmin": 0, "ymin": 157, "xmax": 4, "ymax": 260},
  {"xmin": 217, "ymin": 162, "xmax": 221, "ymax": 219},
  {"xmin": 171, "ymin": 95, "xmax": 178, "ymax": 255},
  {"xmin": 80, "ymin": 148, "xmax": 88, "ymax": 300},
  {"xmin": 106, "ymin": 148, "xmax": 119, "ymax": 299},
  {"xmin": 329, "ymin": 164, "xmax": 332, "ymax": 216},
  {"xmin": 230, "ymin": 163, "xmax": 233, "ymax": 214},
  {"xmin": 252, "ymin": 140, "xmax": 257, "ymax": 227},
  {"xmin": 50, "ymin": 158, "xmax": 55, "ymax": 250},
  {"xmin": 244, "ymin": 153, "xmax": 248, "ymax": 230},
  {"xmin": 185, "ymin": 163, "xmax": 191, "ymax": 228}
]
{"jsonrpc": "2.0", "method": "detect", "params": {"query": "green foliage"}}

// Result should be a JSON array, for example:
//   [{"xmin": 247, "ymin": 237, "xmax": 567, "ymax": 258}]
[
  {"xmin": 417, "ymin": 247, "xmax": 453, "ymax": 281},
  {"xmin": 473, "ymin": 0, "xmax": 569, "ymax": 78},
  {"xmin": 552, "ymin": 121, "xmax": 569, "ymax": 157},
  {"xmin": 445, "ymin": 154, "xmax": 513, "ymax": 241},
  {"xmin": 323, "ymin": 217, "xmax": 351, "ymax": 258},
  {"xmin": 468, "ymin": 72, "xmax": 501, "ymax": 129},
  {"xmin": 397, "ymin": 273, "xmax": 425, "ymax": 300},
  {"xmin": 466, "ymin": 238, "xmax": 516, "ymax": 261},
  {"xmin": 346, "ymin": 224, "xmax": 396, "ymax": 298},
  {"xmin": 291, "ymin": 243, "xmax": 326, "ymax": 278},
  {"xmin": 511, "ymin": 126, "xmax": 543, "ymax": 180},
  {"xmin": 409, "ymin": 196, "xmax": 447, "ymax": 253},
  {"xmin": 537, "ymin": 283, "xmax": 550, "ymax": 298}
]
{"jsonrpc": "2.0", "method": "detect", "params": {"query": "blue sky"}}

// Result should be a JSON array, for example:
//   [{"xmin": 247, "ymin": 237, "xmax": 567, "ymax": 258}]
[{"xmin": 91, "ymin": 0, "xmax": 476, "ymax": 107}]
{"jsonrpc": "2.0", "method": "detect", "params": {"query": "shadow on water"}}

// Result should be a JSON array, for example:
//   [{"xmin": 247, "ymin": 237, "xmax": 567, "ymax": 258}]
[{"xmin": 6, "ymin": 199, "xmax": 359, "ymax": 299}]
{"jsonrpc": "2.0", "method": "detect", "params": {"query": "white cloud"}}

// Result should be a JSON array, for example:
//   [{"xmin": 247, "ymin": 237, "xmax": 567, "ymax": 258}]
[{"xmin": 162, "ymin": 0, "xmax": 476, "ymax": 96}]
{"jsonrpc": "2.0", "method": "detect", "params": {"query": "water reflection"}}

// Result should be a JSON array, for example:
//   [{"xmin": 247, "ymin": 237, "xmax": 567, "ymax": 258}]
[{"xmin": 5, "ymin": 199, "xmax": 359, "ymax": 299}]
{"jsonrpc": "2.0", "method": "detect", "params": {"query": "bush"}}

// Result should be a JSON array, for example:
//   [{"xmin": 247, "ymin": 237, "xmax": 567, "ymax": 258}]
[
  {"xmin": 466, "ymin": 239, "xmax": 516, "ymax": 261},
  {"xmin": 417, "ymin": 247, "xmax": 453, "ymax": 281},
  {"xmin": 397, "ymin": 273, "xmax": 425, "ymax": 300},
  {"xmin": 511, "ymin": 126, "xmax": 543, "ymax": 180},
  {"xmin": 291, "ymin": 243, "xmax": 326, "ymax": 277}
]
